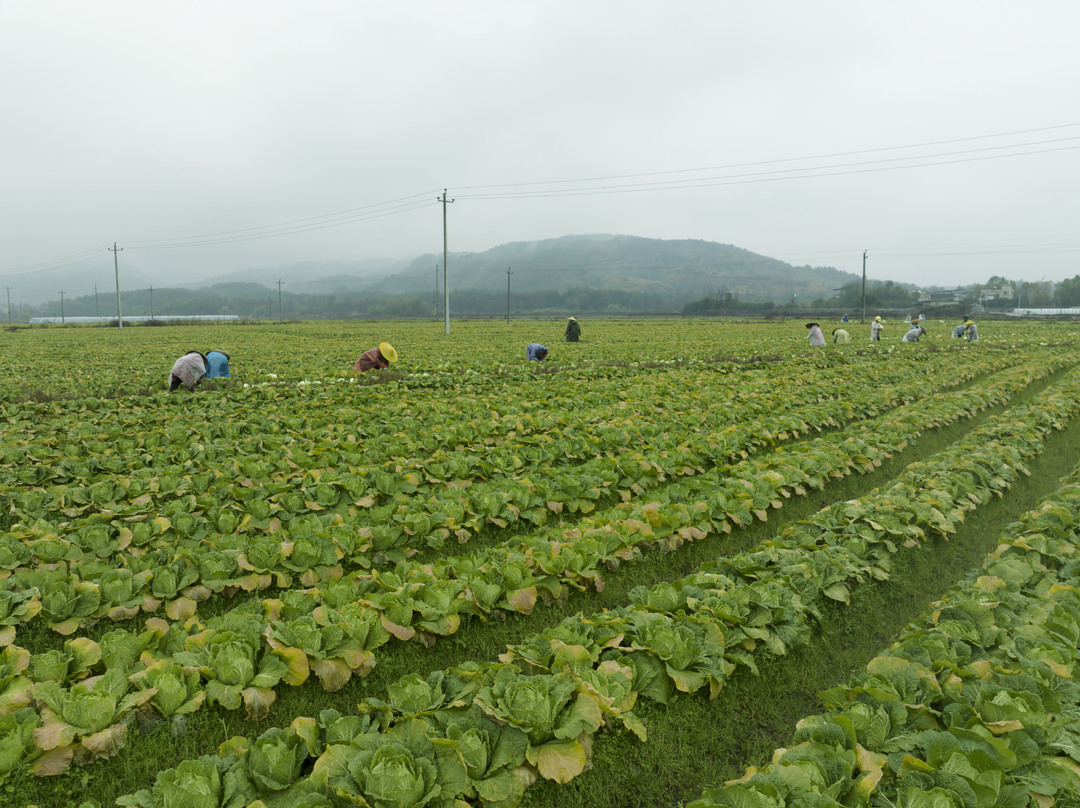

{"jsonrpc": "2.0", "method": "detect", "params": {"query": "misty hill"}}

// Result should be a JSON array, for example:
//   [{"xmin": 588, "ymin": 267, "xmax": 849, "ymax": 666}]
[
  {"xmin": 7, "ymin": 262, "xmax": 157, "ymax": 311},
  {"xmin": 368, "ymin": 235, "xmax": 859, "ymax": 303},
  {"xmin": 14, "ymin": 235, "xmax": 864, "ymax": 316},
  {"xmin": 193, "ymin": 257, "xmax": 413, "ymax": 295}
]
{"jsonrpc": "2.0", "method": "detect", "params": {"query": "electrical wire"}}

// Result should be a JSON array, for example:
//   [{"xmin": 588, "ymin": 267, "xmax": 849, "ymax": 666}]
[
  {"xmin": 130, "ymin": 199, "xmax": 439, "ymax": 249},
  {"xmin": 456, "ymin": 140, "xmax": 1080, "ymax": 200},
  {"xmin": 0, "ymin": 246, "xmax": 112, "ymax": 277},
  {"xmin": 454, "ymin": 122, "xmax": 1080, "ymax": 191},
  {"xmin": 0, "ymin": 194, "xmax": 439, "ymax": 274}
]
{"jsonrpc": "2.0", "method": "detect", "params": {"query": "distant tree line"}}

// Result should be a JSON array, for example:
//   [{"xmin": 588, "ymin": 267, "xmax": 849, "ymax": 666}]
[
  {"xmin": 32, "ymin": 283, "xmax": 688, "ymax": 321},
  {"xmin": 22, "ymin": 272, "xmax": 1080, "ymax": 323},
  {"xmin": 683, "ymin": 274, "xmax": 1080, "ymax": 317},
  {"xmin": 682, "ymin": 294, "xmax": 778, "ymax": 316}
]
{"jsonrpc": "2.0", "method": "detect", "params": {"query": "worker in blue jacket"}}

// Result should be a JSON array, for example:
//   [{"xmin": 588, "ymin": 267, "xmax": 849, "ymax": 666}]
[
  {"xmin": 526, "ymin": 343, "xmax": 549, "ymax": 361},
  {"xmin": 206, "ymin": 350, "xmax": 231, "ymax": 378}
]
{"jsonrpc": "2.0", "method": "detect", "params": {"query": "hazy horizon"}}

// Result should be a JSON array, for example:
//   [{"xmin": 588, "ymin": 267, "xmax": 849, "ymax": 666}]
[{"xmin": 4, "ymin": 3, "xmax": 1080, "ymax": 303}]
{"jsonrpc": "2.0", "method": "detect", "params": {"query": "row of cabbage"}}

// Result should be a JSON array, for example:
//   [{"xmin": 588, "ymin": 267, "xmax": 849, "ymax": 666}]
[
  {"xmin": 2, "ymin": 361, "xmax": 1074, "ymax": 795},
  {"xmin": 685, "ymin": 463, "xmax": 1080, "ymax": 807},
  {"xmin": 0, "ymin": 356, "xmax": 1053, "ymax": 652},
  {"xmin": 3, "ymin": 348, "xmax": 910, "ymax": 478},
  {"xmin": 3, "ymin": 352, "xmax": 995, "ymax": 524},
  {"xmin": 0, "ymin": 355, "xmax": 1025, "ymax": 643},
  {"xmin": 2, "ymin": 319, "xmax": 981, "ymax": 402},
  {"xmin": 41, "ymin": 358, "xmax": 1078, "ymax": 807}
]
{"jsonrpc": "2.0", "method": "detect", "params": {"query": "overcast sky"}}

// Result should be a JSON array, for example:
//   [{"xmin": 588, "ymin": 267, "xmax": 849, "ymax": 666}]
[{"xmin": 3, "ymin": 1, "xmax": 1079, "ymax": 301}]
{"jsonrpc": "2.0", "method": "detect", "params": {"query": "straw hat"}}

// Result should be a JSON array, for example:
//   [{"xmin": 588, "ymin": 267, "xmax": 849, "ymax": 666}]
[
  {"xmin": 378, "ymin": 342, "xmax": 398, "ymax": 363},
  {"xmin": 805, "ymin": 322, "xmax": 820, "ymax": 329},
  {"xmin": 567, "ymin": 316, "xmax": 576, "ymax": 321},
  {"xmin": 874, "ymin": 316, "xmax": 883, "ymax": 322},
  {"xmin": 963, "ymin": 320, "xmax": 974, "ymax": 326}
]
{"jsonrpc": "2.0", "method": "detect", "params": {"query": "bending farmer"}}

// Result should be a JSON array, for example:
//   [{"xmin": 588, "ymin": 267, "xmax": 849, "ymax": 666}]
[
  {"xmin": 206, "ymin": 350, "xmax": 230, "ymax": 378},
  {"xmin": 169, "ymin": 351, "xmax": 208, "ymax": 392},
  {"xmin": 354, "ymin": 342, "xmax": 398, "ymax": 372}
]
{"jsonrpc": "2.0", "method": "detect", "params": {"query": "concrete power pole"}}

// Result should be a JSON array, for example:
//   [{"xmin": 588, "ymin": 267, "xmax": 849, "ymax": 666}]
[
  {"xmin": 5, "ymin": 286, "xmax": 11, "ymax": 323},
  {"xmin": 59, "ymin": 290, "xmax": 65, "ymax": 323},
  {"xmin": 506, "ymin": 267, "xmax": 512, "ymax": 323},
  {"xmin": 276, "ymin": 279, "xmax": 284, "ymax": 322},
  {"xmin": 439, "ymin": 189, "xmax": 454, "ymax": 335},
  {"xmin": 94, "ymin": 284, "xmax": 100, "ymax": 317},
  {"xmin": 434, "ymin": 264, "xmax": 440, "ymax": 319},
  {"xmin": 109, "ymin": 242, "xmax": 124, "ymax": 329},
  {"xmin": 860, "ymin": 250, "xmax": 868, "ymax": 323},
  {"xmin": 149, "ymin": 286, "xmax": 154, "ymax": 320}
]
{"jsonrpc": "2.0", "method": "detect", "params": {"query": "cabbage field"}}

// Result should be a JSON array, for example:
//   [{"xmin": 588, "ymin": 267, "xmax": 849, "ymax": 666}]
[{"xmin": 3, "ymin": 317, "xmax": 1080, "ymax": 808}]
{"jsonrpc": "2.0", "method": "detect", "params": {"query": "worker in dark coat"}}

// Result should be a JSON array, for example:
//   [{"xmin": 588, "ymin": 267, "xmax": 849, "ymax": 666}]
[{"xmin": 565, "ymin": 317, "xmax": 581, "ymax": 342}]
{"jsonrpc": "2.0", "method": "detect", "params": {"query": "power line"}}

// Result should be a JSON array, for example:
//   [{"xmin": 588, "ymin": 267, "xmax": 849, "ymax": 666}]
[
  {"xmin": 776, "ymin": 235, "xmax": 1080, "ymax": 262},
  {"xmin": 0, "ymin": 246, "xmax": 111, "ymax": 277},
  {"xmin": 128, "ymin": 195, "xmax": 439, "ymax": 250},
  {"xmin": 877, "ymin": 245, "xmax": 1080, "ymax": 258},
  {"xmin": 0, "ymin": 195, "xmax": 439, "ymax": 276},
  {"xmin": 456, "ymin": 140, "xmax": 1080, "ymax": 201},
  {"xmin": 453, "ymin": 122, "xmax": 1080, "ymax": 191}
]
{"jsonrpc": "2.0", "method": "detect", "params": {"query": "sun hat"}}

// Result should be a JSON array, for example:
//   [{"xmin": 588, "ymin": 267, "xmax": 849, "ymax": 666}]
[
  {"xmin": 874, "ymin": 316, "xmax": 882, "ymax": 322},
  {"xmin": 805, "ymin": 322, "xmax": 820, "ymax": 328},
  {"xmin": 378, "ymin": 342, "xmax": 398, "ymax": 363},
  {"xmin": 963, "ymin": 320, "xmax": 974, "ymax": 326},
  {"xmin": 567, "ymin": 316, "xmax": 576, "ymax": 321}
]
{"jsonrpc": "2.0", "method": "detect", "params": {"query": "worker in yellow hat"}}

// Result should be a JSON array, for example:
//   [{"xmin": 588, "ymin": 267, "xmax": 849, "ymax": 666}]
[
  {"xmin": 870, "ymin": 316, "xmax": 884, "ymax": 342},
  {"xmin": 354, "ymin": 342, "xmax": 398, "ymax": 372},
  {"xmin": 963, "ymin": 320, "xmax": 978, "ymax": 342}
]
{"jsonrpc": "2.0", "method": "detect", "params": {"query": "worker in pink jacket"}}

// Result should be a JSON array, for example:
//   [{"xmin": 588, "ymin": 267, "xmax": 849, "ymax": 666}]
[
  {"xmin": 805, "ymin": 322, "xmax": 825, "ymax": 347},
  {"xmin": 169, "ymin": 351, "xmax": 208, "ymax": 392}
]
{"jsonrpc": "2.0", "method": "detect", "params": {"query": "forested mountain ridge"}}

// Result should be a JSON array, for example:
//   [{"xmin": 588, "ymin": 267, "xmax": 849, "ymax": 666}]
[
  {"xmin": 18, "ymin": 235, "xmax": 866, "ymax": 318},
  {"xmin": 369, "ymin": 234, "xmax": 858, "ymax": 302}
]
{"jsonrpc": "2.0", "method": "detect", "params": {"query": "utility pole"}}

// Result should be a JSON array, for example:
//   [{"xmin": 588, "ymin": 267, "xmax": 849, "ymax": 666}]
[
  {"xmin": 506, "ymin": 267, "xmax": 512, "ymax": 323},
  {"xmin": 59, "ymin": 290, "xmax": 65, "ymax": 323},
  {"xmin": 860, "ymin": 249, "xmax": 868, "ymax": 323},
  {"xmin": 4, "ymin": 286, "xmax": 11, "ymax": 324},
  {"xmin": 94, "ymin": 284, "xmax": 100, "ymax": 317},
  {"xmin": 439, "ymin": 189, "xmax": 454, "ymax": 334},
  {"xmin": 109, "ymin": 242, "xmax": 124, "ymax": 329},
  {"xmin": 276, "ymin": 279, "xmax": 284, "ymax": 322},
  {"xmin": 149, "ymin": 286, "xmax": 154, "ymax": 320},
  {"xmin": 268, "ymin": 294, "xmax": 272, "ymax": 320},
  {"xmin": 434, "ymin": 264, "xmax": 440, "ymax": 319}
]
